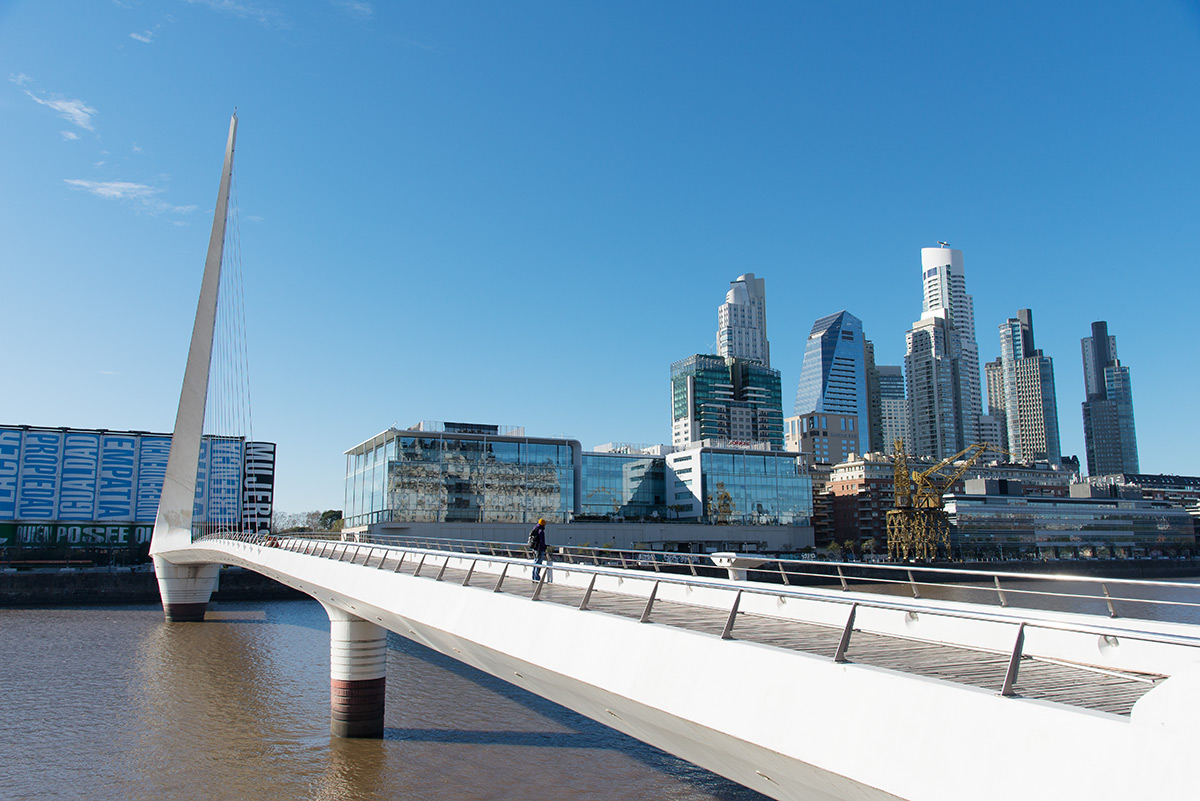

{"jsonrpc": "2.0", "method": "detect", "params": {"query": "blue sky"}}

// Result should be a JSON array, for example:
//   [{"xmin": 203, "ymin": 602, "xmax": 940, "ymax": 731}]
[{"xmin": 2, "ymin": 1, "xmax": 1199, "ymax": 514}]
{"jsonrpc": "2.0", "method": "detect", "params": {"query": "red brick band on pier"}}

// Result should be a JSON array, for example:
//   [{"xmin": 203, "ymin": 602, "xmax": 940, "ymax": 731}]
[
  {"xmin": 331, "ymin": 677, "xmax": 385, "ymax": 737},
  {"xmin": 163, "ymin": 602, "xmax": 208, "ymax": 622}
]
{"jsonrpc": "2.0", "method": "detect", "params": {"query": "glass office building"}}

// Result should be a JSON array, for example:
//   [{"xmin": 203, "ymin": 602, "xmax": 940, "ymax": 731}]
[
  {"xmin": 578, "ymin": 451, "xmax": 666, "ymax": 520},
  {"xmin": 946, "ymin": 484, "xmax": 1193, "ymax": 555},
  {"xmin": 344, "ymin": 426, "xmax": 581, "ymax": 529},
  {"xmin": 666, "ymin": 446, "xmax": 812, "ymax": 526}
]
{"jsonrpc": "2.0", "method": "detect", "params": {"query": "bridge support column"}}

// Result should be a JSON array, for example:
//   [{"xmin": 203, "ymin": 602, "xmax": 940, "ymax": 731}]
[
  {"xmin": 323, "ymin": 604, "xmax": 387, "ymax": 738},
  {"xmin": 153, "ymin": 557, "xmax": 220, "ymax": 622}
]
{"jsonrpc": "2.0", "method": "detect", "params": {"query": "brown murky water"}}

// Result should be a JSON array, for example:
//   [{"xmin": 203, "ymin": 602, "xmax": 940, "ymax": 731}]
[{"xmin": 0, "ymin": 600, "xmax": 769, "ymax": 801}]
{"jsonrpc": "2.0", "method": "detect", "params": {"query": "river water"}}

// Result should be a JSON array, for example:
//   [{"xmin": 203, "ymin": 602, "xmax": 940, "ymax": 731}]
[{"xmin": 0, "ymin": 600, "xmax": 769, "ymax": 801}]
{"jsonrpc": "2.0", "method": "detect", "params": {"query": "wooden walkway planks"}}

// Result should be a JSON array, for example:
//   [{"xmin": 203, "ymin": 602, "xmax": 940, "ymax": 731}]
[{"xmin": 334, "ymin": 548, "xmax": 1165, "ymax": 717}]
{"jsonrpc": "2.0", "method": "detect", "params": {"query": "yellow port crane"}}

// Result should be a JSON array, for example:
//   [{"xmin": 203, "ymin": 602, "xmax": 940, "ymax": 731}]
[{"xmin": 886, "ymin": 440, "xmax": 1004, "ymax": 561}]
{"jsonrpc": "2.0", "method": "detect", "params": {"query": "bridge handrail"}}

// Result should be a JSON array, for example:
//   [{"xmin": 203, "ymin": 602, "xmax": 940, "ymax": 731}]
[
  {"xmin": 244, "ymin": 534, "xmax": 1200, "ymax": 654},
  {"xmin": 304, "ymin": 532, "xmax": 1200, "ymax": 620}
]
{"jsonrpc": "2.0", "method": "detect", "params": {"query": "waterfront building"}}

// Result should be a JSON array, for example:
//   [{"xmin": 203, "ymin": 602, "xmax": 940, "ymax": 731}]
[
  {"xmin": 906, "ymin": 246, "xmax": 982, "ymax": 458},
  {"xmin": 716, "ymin": 273, "xmax": 770, "ymax": 366},
  {"xmin": 579, "ymin": 444, "xmax": 666, "ymax": 521},
  {"xmin": 1084, "ymin": 473, "xmax": 1200, "ymax": 508},
  {"xmin": 877, "ymin": 365, "xmax": 907, "ymax": 455},
  {"xmin": 976, "ymin": 414, "xmax": 1006, "ymax": 460},
  {"xmin": 946, "ymin": 479, "xmax": 1194, "ymax": 557},
  {"xmin": 345, "ymin": 423, "xmax": 811, "ymax": 552},
  {"xmin": 344, "ymin": 423, "xmax": 581, "ymax": 528},
  {"xmin": 1081, "ymin": 321, "xmax": 1139, "ymax": 475},
  {"xmin": 0, "ymin": 425, "xmax": 275, "ymax": 556},
  {"xmin": 995, "ymin": 309, "xmax": 1061, "ymax": 463},
  {"xmin": 671, "ymin": 354, "xmax": 784, "ymax": 449},
  {"xmin": 794, "ymin": 310, "xmax": 870, "ymax": 459},
  {"xmin": 664, "ymin": 442, "xmax": 812, "ymax": 531}
]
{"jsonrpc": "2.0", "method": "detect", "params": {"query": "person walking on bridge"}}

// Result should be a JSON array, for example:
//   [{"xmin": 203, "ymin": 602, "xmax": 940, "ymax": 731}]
[{"xmin": 528, "ymin": 518, "xmax": 549, "ymax": 582}]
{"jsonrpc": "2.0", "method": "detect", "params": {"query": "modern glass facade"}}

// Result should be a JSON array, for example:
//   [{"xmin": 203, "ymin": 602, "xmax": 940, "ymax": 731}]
[
  {"xmin": 1081, "ymin": 321, "xmax": 1139, "ymax": 475},
  {"xmin": 670, "ymin": 354, "xmax": 784, "ymax": 449},
  {"xmin": 666, "ymin": 446, "xmax": 812, "ymax": 526},
  {"xmin": 794, "ymin": 311, "xmax": 869, "ymax": 447},
  {"xmin": 344, "ymin": 429, "xmax": 580, "ymax": 529},
  {"xmin": 946, "ymin": 493, "xmax": 1193, "ymax": 552},
  {"xmin": 579, "ymin": 452, "xmax": 666, "ymax": 520}
]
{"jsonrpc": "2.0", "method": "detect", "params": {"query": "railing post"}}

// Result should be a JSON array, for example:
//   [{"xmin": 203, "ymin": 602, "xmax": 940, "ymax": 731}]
[
  {"xmin": 721, "ymin": 590, "xmax": 743, "ymax": 640},
  {"xmin": 532, "ymin": 570, "xmax": 548, "ymax": 601},
  {"xmin": 579, "ymin": 573, "xmax": 597, "ymax": 610},
  {"xmin": 462, "ymin": 559, "xmax": 477, "ymax": 587},
  {"xmin": 907, "ymin": 570, "xmax": 921, "ymax": 599},
  {"xmin": 435, "ymin": 556, "xmax": 449, "ymax": 581},
  {"xmin": 1101, "ymin": 583, "xmax": 1118, "ymax": 618},
  {"xmin": 393, "ymin": 551, "xmax": 406, "ymax": 573},
  {"xmin": 1000, "ymin": 623, "xmax": 1026, "ymax": 697},
  {"xmin": 834, "ymin": 603, "xmax": 858, "ymax": 663},
  {"xmin": 778, "ymin": 561, "xmax": 791, "ymax": 585},
  {"xmin": 413, "ymin": 553, "xmax": 427, "ymax": 578},
  {"xmin": 837, "ymin": 565, "xmax": 848, "ymax": 591},
  {"xmin": 493, "ymin": 563, "xmax": 509, "ymax": 593},
  {"xmin": 994, "ymin": 576, "xmax": 1008, "ymax": 607},
  {"xmin": 639, "ymin": 581, "xmax": 660, "ymax": 623}
]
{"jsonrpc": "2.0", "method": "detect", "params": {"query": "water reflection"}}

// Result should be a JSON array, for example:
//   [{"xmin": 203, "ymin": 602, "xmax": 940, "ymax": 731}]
[{"xmin": 0, "ymin": 601, "xmax": 766, "ymax": 801}]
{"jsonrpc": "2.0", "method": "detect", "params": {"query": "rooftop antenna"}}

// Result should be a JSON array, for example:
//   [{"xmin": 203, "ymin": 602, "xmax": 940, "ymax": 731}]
[{"xmin": 937, "ymin": 240, "xmax": 950, "ymax": 248}]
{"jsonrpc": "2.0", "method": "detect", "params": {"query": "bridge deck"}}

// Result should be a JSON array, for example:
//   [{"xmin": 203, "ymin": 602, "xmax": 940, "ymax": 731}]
[{"xmin": 344, "ymin": 548, "xmax": 1164, "ymax": 717}]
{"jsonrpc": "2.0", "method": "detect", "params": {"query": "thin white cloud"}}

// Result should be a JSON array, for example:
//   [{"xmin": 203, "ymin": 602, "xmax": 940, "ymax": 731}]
[
  {"xmin": 64, "ymin": 179, "xmax": 197, "ymax": 216},
  {"xmin": 23, "ymin": 90, "xmax": 97, "ymax": 130},
  {"xmin": 185, "ymin": 0, "xmax": 288, "ymax": 28},
  {"xmin": 130, "ymin": 31, "xmax": 154, "ymax": 44},
  {"xmin": 132, "ymin": 143, "xmax": 143, "ymax": 153},
  {"xmin": 9, "ymin": 73, "xmax": 33, "ymax": 87},
  {"xmin": 61, "ymin": 131, "xmax": 79, "ymax": 141},
  {"xmin": 335, "ymin": 0, "xmax": 373, "ymax": 20}
]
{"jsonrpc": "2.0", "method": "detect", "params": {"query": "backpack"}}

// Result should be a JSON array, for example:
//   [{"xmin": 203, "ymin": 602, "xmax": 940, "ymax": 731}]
[{"xmin": 527, "ymin": 527, "xmax": 540, "ymax": 549}]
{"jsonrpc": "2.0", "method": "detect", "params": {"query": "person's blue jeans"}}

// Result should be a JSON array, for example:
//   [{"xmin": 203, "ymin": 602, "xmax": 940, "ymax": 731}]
[{"xmin": 532, "ymin": 547, "xmax": 548, "ymax": 581}]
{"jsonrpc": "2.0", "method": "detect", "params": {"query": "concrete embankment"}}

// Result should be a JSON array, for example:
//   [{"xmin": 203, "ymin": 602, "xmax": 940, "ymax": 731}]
[{"xmin": 0, "ymin": 566, "xmax": 305, "ymax": 606}]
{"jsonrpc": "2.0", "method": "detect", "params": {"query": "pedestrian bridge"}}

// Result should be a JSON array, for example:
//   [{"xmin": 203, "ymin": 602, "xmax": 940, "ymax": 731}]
[{"xmin": 153, "ymin": 535, "xmax": 1200, "ymax": 801}]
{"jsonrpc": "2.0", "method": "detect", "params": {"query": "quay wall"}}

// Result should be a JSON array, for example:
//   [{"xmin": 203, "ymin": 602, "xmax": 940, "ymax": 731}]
[{"xmin": 0, "ymin": 567, "xmax": 305, "ymax": 607}]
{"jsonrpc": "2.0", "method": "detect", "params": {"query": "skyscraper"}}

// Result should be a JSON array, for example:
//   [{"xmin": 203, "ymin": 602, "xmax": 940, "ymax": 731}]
[
  {"xmin": 983, "ymin": 357, "xmax": 1007, "ymax": 451},
  {"xmin": 905, "ymin": 311, "xmax": 958, "ymax": 459},
  {"xmin": 1081, "ymin": 321, "xmax": 1139, "ymax": 475},
  {"xmin": 876, "ymin": 365, "xmax": 907, "ymax": 455},
  {"xmin": 996, "ymin": 309, "xmax": 1061, "ymax": 463},
  {"xmin": 716, "ymin": 273, "xmax": 769, "ymax": 366},
  {"xmin": 794, "ymin": 310, "xmax": 869, "ymax": 460},
  {"xmin": 671, "ymin": 354, "xmax": 784, "ymax": 449},
  {"xmin": 905, "ymin": 245, "xmax": 983, "ymax": 458}
]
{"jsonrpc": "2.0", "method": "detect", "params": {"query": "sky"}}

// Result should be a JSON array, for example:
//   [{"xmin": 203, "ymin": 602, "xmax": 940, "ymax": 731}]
[{"xmin": 2, "ymin": 1, "xmax": 1199, "ymax": 515}]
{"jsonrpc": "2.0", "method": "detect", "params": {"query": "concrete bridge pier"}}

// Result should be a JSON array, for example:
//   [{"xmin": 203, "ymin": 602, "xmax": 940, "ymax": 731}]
[
  {"xmin": 323, "ymin": 604, "xmax": 388, "ymax": 738},
  {"xmin": 153, "ymin": 557, "xmax": 220, "ymax": 622}
]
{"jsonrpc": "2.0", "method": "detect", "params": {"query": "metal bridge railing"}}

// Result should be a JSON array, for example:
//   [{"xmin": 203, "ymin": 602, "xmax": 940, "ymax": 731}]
[
  {"xmin": 193, "ymin": 530, "xmax": 1200, "ymax": 623},
  {"xmin": 192, "ymin": 530, "xmax": 1200, "ymax": 698}
]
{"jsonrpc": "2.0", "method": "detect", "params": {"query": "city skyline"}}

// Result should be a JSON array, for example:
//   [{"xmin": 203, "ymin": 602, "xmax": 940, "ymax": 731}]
[{"xmin": 3, "ymin": 2, "xmax": 1198, "ymax": 511}]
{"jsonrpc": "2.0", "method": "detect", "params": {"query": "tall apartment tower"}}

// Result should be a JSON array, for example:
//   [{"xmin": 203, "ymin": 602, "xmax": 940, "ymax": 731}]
[
  {"xmin": 717, "ymin": 273, "xmax": 769, "ymax": 366},
  {"xmin": 983, "ymin": 357, "xmax": 1008, "ymax": 451},
  {"xmin": 876, "ymin": 365, "xmax": 907, "ymax": 455},
  {"xmin": 905, "ymin": 311, "xmax": 959, "ymax": 459},
  {"xmin": 864, "ymin": 340, "xmax": 883, "ymax": 453},
  {"xmin": 905, "ymin": 245, "xmax": 982, "ymax": 458},
  {"xmin": 1081, "ymin": 321, "xmax": 1139, "ymax": 475},
  {"xmin": 997, "ymin": 309, "xmax": 1061, "ymax": 463},
  {"xmin": 794, "ymin": 311, "xmax": 869, "ymax": 460},
  {"xmin": 671, "ymin": 354, "xmax": 784, "ymax": 449}
]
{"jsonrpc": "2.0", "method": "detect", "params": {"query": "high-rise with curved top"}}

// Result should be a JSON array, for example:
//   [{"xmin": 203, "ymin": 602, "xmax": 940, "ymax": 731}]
[{"xmin": 716, "ymin": 273, "xmax": 769, "ymax": 367}]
